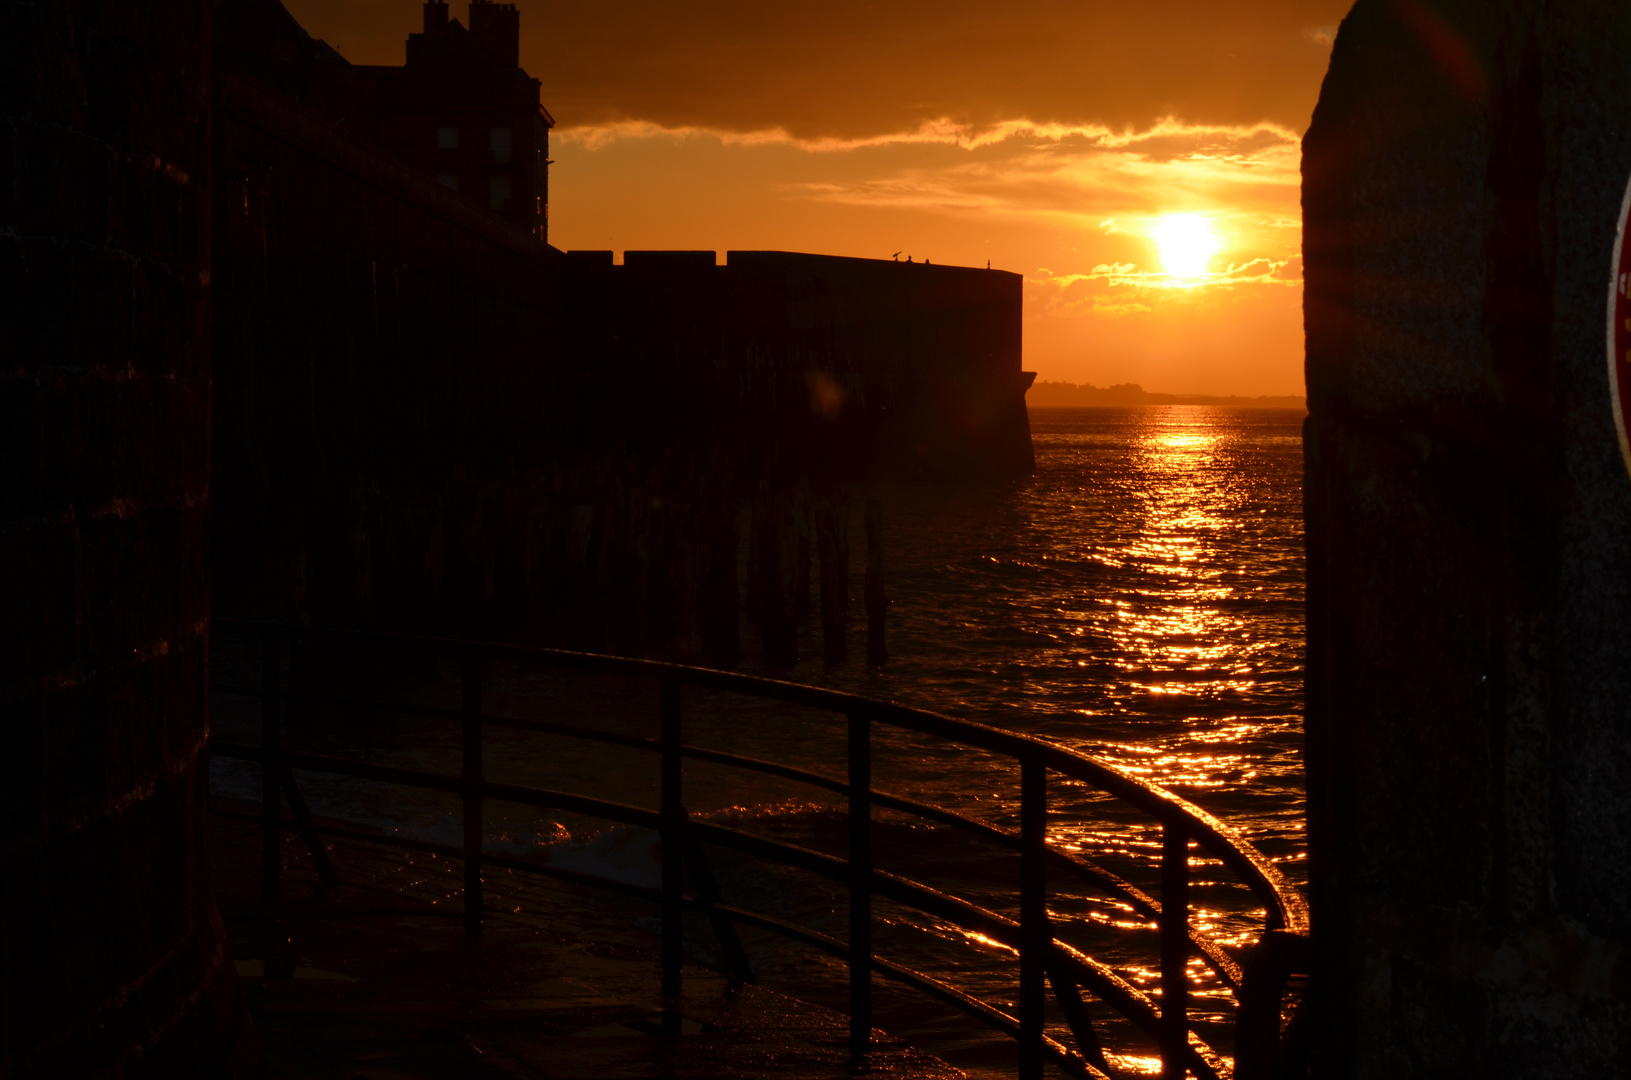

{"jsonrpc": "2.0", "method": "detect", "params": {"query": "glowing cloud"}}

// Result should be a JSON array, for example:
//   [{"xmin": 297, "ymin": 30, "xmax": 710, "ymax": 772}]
[{"xmin": 546, "ymin": 115, "xmax": 1307, "ymax": 393}]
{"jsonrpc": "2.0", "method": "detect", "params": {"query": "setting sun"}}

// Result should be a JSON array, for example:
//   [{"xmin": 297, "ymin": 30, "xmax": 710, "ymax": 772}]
[{"xmin": 1153, "ymin": 214, "xmax": 1222, "ymax": 278}]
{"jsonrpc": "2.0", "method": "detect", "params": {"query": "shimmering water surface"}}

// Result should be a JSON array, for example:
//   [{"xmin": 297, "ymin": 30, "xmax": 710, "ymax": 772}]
[
  {"xmin": 212, "ymin": 405, "xmax": 1307, "ymax": 1076},
  {"xmin": 819, "ymin": 406, "xmax": 1306, "ymax": 854}
]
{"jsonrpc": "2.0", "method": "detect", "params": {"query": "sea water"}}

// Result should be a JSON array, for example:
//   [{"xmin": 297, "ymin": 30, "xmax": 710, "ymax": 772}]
[
  {"xmin": 209, "ymin": 404, "xmax": 1307, "ymax": 1075},
  {"xmin": 816, "ymin": 405, "xmax": 1306, "ymax": 857}
]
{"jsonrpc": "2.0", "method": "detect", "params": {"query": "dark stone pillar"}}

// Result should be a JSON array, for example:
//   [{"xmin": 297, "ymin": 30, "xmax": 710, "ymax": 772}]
[
  {"xmin": 1, "ymin": 2, "xmax": 259, "ymax": 1076},
  {"xmin": 1304, "ymin": 1, "xmax": 1631, "ymax": 1074}
]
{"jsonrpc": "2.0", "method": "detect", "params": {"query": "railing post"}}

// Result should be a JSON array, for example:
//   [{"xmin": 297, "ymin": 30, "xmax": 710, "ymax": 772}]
[
  {"xmin": 847, "ymin": 710, "xmax": 873, "ymax": 1063},
  {"xmin": 461, "ymin": 651, "xmax": 483, "ymax": 944},
  {"xmin": 1019, "ymin": 759, "xmax": 1047, "ymax": 1080},
  {"xmin": 660, "ymin": 676, "xmax": 684, "ymax": 1031},
  {"xmin": 1161, "ymin": 820, "xmax": 1190, "ymax": 1080},
  {"xmin": 261, "ymin": 630, "xmax": 282, "ymax": 895},
  {"xmin": 1234, "ymin": 928, "xmax": 1307, "ymax": 1080}
]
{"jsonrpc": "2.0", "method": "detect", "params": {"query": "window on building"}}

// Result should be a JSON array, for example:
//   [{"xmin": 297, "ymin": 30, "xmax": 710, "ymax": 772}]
[
  {"xmin": 437, "ymin": 174, "xmax": 459, "ymax": 192},
  {"xmin": 489, "ymin": 175, "xmax": 511, "ymax": 212},
  {"xmin": 490, "ymin": 126, "xmax": 512, "ymax": 163},
  {"xmin": 437, "ymin": 126, "xmax": 459, "ymax": 149}
]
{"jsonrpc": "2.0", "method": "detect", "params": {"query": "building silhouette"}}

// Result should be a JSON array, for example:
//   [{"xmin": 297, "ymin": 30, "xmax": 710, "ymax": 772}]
[
  {"xmin": 214, "ymin": 0, "xmax": 553, "ymax": 241},
  {"xmin": 208, "ymin": 0, "xmax": 1033, "ymax": 645},
  {"xmin": 355, "ymin": 1, "xmax": 553, "ymax": 241}
]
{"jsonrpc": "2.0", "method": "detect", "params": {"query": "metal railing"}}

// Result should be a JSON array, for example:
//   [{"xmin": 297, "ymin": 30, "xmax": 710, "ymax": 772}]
[{"xmin": 208, "ymin": 619, "xmax": 1309, "ymax": 1080}]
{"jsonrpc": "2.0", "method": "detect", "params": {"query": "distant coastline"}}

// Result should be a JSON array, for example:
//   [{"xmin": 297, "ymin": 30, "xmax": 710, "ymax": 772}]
[{"xmin": 1027, "ymin": 380, "xmax": 1306, "ymax": 410}]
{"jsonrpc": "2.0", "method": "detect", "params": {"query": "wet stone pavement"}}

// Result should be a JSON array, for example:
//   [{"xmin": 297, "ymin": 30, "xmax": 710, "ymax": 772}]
[{"xmin": 209, "ymin": 809, "xmax": 964, "ymax": 1079}]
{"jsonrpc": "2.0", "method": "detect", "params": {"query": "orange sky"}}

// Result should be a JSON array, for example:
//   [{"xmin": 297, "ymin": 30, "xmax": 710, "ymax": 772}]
[{"xmin": 286, "ymin": 0, "xmax": 1354, "ymax": 395}]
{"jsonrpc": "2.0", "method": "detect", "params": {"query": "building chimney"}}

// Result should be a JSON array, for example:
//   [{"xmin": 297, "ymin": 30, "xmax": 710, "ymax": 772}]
[
  {"xmin": 468, "ymin": 0, "xmax": 520, "ymax": 70},
  {"xmin": 408, "ymin": 2, "xmax": 449, "ymax": 64}
]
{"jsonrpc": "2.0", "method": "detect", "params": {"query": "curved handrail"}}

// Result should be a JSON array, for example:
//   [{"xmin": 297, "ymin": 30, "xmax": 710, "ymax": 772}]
[
  {"xmin": 214, "ymin": 617, "xmax": 1307, "ymax": 936},
  {"xmin": 209, "ymin": 618, "xmax": 1309, "ymax": 1077},
  {"xmin": 211, "ymin": 798, "xmax": 1114, "ymax": 1076},
  {"xmin": 216, "ymin": 680, "xmax": 1249, "ymax": 990}
]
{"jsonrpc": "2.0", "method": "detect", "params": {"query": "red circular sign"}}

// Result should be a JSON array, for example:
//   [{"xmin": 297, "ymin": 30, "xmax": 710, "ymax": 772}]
[{"xmin": 1612, "ymin": 181, "xmax": 1631, "ymax": 477}]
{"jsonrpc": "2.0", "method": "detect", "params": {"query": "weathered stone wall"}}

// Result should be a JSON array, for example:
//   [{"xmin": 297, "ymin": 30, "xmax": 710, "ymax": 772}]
[
  {"xmin": 1303, "ymin": 1, "xmax": 1631, "ymax": 1074},
  {"xmin": 211, "ymin": 71, "xmax": 565, "ymax": 634},
  {"xmin": 1, "ymin": 2, "xmax": 259, "ymax": 1075}
]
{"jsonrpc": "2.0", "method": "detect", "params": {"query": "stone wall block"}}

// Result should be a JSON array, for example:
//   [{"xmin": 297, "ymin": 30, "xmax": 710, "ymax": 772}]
[
  {"xmin": 132, "ymin": 261, "xmax": 192, "ymax": 375},
  {"xmin": 1538, "ymin": 7, "xmax": 1631, "ymax": 942},
  {"xmin": 110, "ymin": 156, "xmax": 187, "ymax": 269},
  {"xmin": 44, "ymin": 814, "xmax": 125, "ymax": 1014},
  {"xmin": 41, "ymin": 677, "xmax": 113, "ymax": 830},
  {"xmin": 12, "ymin": 241, "xmax": 75, "ymax": 370},
  {"xmin": 76, "ymin": 247, "xmax": 141, "ymax": 373},
  {"xmin": 0, "ymin": 125, "xmax": 16, "ymax": 242},
  {"xmin": 2, "ymin": 7, "xmax": 85, "ymax": 130},
  {"xmin": 46, "ymin": 372, "xmax": 115, "ymax": 509},
  {"xmin": 81, "ymin": 6, "xmax": 210, "ymax": 163},
  {"xmin": 163, "ymin": 634, "xmax": 210, "ymax": 768},
  {"xmin": 1303, "ymin": 3, "xmax": 1496, "ymax": 420},
  {"xmin": 0, "ymin": 367, "xmax": 46, "ymax": 523},
  {"xmin": 38, "ymin": 370, "xmax": 210, "ymax": 520},
  {"xmin": 14, "ymin": 765, "xmax": 238, "ymax": 1075},
  {"xmin": 1304, "ymin": 0, "xmax": 1631, "ymax": 1073},
  {"xmin": 16, "ymin": 126, "xmax": 110, "ymax": 246},
  {"xmin": 3, "ymin": 0, "xmax": 253, "ymax": 1071},
  {"xmin": 0, "ymin": 515, "xmax": 80, "ymax": 686},
  {"xmin": 77, "ymin": 508, "xmax": 183, "ymax": 660}
]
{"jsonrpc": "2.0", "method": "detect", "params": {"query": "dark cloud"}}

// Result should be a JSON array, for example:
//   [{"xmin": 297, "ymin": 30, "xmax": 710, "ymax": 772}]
[{"xmin": 286, "ymin": 0, "xmax": 1351, "ymax": 138}]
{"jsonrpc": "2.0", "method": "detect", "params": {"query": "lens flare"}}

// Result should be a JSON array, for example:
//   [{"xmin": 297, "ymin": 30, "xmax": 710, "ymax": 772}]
[{"xmin": 1153, "ymin": 214, "xmax": 1221, "ymax": 278}]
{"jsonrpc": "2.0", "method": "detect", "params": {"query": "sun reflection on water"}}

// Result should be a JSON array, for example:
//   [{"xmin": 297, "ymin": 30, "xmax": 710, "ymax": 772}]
[
  {"xmin": 1037, "ymin": 422, "xmax": 1281, "ymax": 751},
  {"xmin": 808, "ymin": 406, "xmax": 1306, "ymax": 1072}
]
